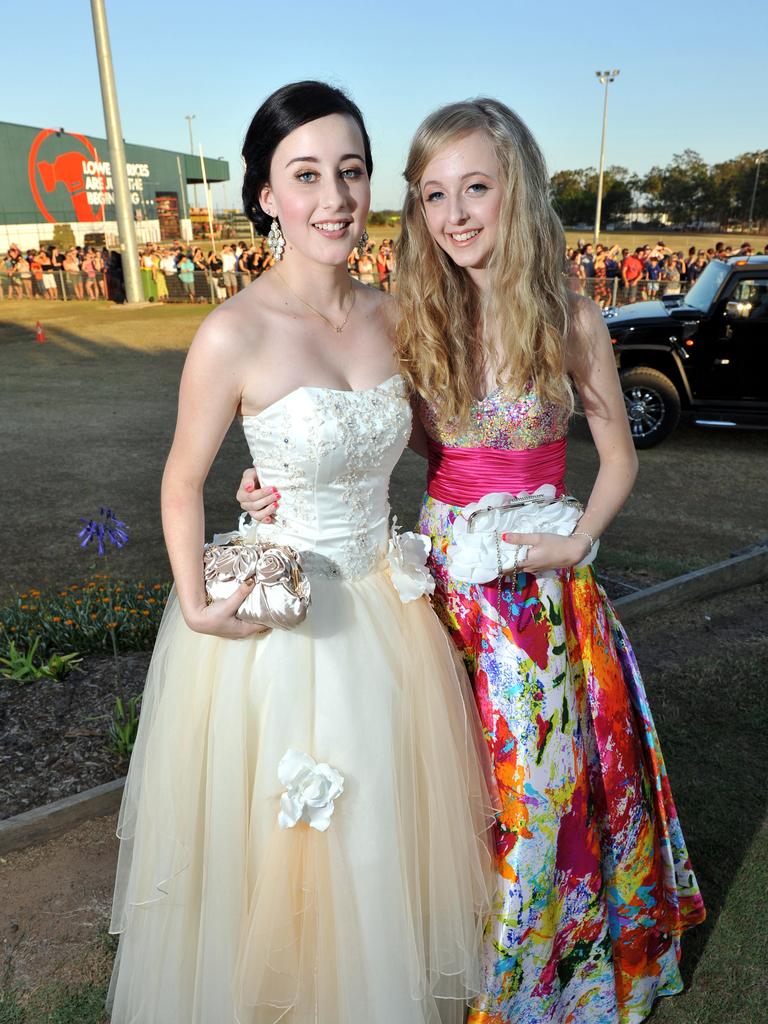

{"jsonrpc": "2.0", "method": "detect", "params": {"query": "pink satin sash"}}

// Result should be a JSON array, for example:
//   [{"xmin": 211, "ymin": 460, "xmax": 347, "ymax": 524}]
[{"xmin": 427, "ymin": 437, "xmax": 567, "ymax": 507}]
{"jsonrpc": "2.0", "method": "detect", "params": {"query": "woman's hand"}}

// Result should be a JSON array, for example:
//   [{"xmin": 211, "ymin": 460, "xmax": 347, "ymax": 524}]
[
  {"xmin": 501, "ymin": 531, "xmax": 592, "ymax": 574},
  {"xmin": 236, "ymin": 469, "xmax": 280, "ymax": 522},
  {"xmin": 184, "ymin": 579, "xmax": 270, "ymax": 638}
]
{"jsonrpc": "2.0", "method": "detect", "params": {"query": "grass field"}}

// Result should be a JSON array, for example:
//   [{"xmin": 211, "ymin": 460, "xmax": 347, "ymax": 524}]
[
  {"xmin": 362, "ymin": 223, "xmax": 767, "ymax": 255},
  {"xmin": 0, "ymin": 299, "xmax": 765, "ymax": 601},
  {"xmin": 0, "ymin": 300, "xmax": 766, "ymax": 1022}
]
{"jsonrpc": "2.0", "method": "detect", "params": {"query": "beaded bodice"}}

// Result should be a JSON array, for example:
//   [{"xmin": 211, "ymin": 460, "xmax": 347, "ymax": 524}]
[
  {"xmin": 241, "ymin": 374, "xmax": 410, "ymax": 580},
  {"xmin": 420, "ymin": 384, "xmax": 570, "ymax": 451}
]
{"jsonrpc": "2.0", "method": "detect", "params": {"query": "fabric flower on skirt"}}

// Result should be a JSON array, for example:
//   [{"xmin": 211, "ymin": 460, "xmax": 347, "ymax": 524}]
[
  {"xmin": 277, "ymin": 749, "xmax": 344, "ymax": 832},
  {"xmin": 387, "ymin": 516, "xmax": 435, "ymax": 603}
]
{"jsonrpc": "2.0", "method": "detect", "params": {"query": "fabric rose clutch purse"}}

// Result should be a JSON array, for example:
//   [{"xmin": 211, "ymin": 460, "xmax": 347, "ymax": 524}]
[
  {"xmin": 446, "ymin": 485, "xmax": 599, "ymax": 584},
  {"xmin": 203, "ymin": 514, "xmax": 311, "ymax": 629}
]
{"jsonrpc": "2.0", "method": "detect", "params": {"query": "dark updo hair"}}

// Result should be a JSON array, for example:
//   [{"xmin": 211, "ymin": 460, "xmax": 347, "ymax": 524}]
[{"xmin": 242, "ymin": 81, "xmax": 373, "ymax": 236}]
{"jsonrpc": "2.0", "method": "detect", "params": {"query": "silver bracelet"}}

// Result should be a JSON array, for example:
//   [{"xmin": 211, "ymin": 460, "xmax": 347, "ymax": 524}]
[{"xmin": 572, "ymin": 530, "xmax": 595, "ymax": 551}]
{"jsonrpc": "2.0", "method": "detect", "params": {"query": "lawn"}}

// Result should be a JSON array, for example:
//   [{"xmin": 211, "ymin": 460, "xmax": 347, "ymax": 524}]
[{"xmin": 0, "ymin": 299, "xmax": 765, "ymax": 603}]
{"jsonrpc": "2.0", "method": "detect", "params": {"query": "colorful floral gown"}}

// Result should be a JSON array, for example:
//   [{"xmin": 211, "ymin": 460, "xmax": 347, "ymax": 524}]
[{"xmin": 417, "ymin": 386, "xmax": 705, "ymax": 1024}]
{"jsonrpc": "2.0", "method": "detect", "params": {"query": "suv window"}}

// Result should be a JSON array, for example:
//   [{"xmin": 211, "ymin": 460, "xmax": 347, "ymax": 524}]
[
  {"xmin": 729, "ymin": 278, "xmax": 768, "ymax": 320},
  {"xmin": 684, "ymin": 259, "xmax": 730, "ymax": 311}
]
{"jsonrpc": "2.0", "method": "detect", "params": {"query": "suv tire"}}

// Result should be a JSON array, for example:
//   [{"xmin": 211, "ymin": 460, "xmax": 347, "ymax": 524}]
[{"xmin": 619, "ymin": 367, "xmax": 681, "ymax": 448}]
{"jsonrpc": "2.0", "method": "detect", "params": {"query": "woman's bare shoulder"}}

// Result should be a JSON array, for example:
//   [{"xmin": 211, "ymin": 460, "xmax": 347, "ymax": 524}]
[
  {"xmin": 355, "ymin": 282, "xmax": 397, "ymax": 327},
  {"xmin": 188, "ymin": 280, "xmax": 273, "ymax": 359}
]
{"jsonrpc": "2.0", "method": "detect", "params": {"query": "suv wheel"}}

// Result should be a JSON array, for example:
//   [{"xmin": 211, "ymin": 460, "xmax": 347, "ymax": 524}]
[{"xmin": 619, "ymin": 367, "xmax": 681, "ymax": 448}]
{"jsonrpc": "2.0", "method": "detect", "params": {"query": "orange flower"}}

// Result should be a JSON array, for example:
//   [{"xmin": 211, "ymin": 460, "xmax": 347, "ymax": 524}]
[
  {"xmin": 91, "ymin": 613, "xmax": 98, "ymax": 620},
  {"xmin": 152, "ymin": 583, "xmax": 162, "ymax": 590},
  {"xmin": 52, "ymin": 616, "xmax": 62, "ymax": 623},
  {"xmin": 148, "ymin": 598, "xmax": 156, "ymax": 604},
  {"xmin": 59, "ymin": 591, "xmax": 68, "ymax": 596},
  {"xmin": 142, "ymin": 610, "xmax": 150, "ymax": 616},
  {"xmin": 129, "ymin": 609, "xmax": 138, "ymax": 615},
  {"xmin": 75, "ymin": 599, "xmax": 82, "ymax": 605},
  {"xmin": 20, "ymin": 604, "xmax": 29, "ymax": 610},
  {"xmin": 106, "ymin": 621, "xmax": 118, "ymax": 630},
  {"xmin": 136, "ymin": 594, "xmax": 145, "ymax": 600},
  {"xmin": 102, "ymin": 597, "xmax": 110, "ymax": 604},
  {"xmin": 30, "ymin": 589, "xmax": 41, "ymax": 596},
  {"xmin": 65, "ymin": 619, "xmax": 74, "ymax": 625}
]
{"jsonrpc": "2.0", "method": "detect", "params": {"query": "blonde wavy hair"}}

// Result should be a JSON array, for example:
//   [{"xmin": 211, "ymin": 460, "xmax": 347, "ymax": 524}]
[{"xmin": 396, "ymin": 98, "xmax": 573, "ymax": 423}]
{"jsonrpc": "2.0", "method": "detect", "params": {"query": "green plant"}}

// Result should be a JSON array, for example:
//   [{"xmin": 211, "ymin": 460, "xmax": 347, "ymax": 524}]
[
  {"xmin": 0, "ymin": 637, "xmax": 43, "ymax": 681},
  {"xmin": 43, "ymin": 651, "xmax": 84, "ymax": 680},
  {"xmin": 0, "ymin": 638, "xmax": 82, "ymax": 682},
  {"xmin": 107, "ymin": 694, "xmax": 142, "ymax": 759}
]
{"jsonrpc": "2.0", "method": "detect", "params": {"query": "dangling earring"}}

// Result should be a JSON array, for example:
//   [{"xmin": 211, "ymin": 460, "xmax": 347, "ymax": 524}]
[
  {"xmin": 357, "ymin": 229, "xmax": 369, "ymax": 252},
  {"xmin": 267, "ymin": 218, "xmax": 285, "ymax": 261}
]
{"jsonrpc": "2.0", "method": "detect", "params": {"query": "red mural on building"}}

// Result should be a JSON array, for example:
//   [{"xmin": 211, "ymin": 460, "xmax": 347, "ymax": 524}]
[{"xmin": 27, "ymin": 129, "xmax": 107, "ymax": 223}]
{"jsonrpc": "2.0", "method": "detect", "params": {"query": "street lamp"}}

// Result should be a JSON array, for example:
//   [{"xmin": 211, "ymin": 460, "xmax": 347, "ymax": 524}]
[
  {"xmin": 747, "ymin": 152, "xmax": 764, "ymax": 232},
  {"xmin": 185, "ymin": 114, "xmax": 199, "ymax": 209},
  {"xmin": 90, "ymin": 0, "xmax": 142, "ymax": 303},
  {"xmin": 594, "ymin": 69, "xmax": 620, "ymax": 247}
]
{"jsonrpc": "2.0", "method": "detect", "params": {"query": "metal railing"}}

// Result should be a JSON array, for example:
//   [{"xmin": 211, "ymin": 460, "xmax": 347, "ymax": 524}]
[
  {"xmin": 1, "ymin": 265, "xmax": 692, "ymax": 308},
  {"xmin": 568, "ymin": 276, "xmax": 692, "ymax": 307}
]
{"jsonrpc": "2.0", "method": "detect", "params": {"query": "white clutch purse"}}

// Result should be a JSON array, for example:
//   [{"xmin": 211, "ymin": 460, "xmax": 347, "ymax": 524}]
[{"xmin": 446, "ymin": 485, "xmax": 599, "ymax": 585}]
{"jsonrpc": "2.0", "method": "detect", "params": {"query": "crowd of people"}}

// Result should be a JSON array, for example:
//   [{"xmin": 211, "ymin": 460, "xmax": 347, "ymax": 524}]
[
  {"xmin": 0, "ymin": 243, "xmax": 115, "ymax": 301},
  {"xmin": 3, "ymin": 234, "xmax": 765, "ymax": 305},
  {"xmin": 566, "ymin": 237, "xmax": 767, "ymax": 306},
  {"xmin": 348, "ymin": 236, "xmax": 396, "ymax": 290},
  {"xmin": 138, "ymin": 241, "xmax": 276, "ymax": 303}
]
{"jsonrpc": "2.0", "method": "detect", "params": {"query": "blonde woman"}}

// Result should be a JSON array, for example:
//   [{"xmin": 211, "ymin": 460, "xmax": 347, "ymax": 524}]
[
  {"xmin": 396, "ymin": 99, "xmax": 705, "ymax": 1024},
  {"xmin": 240, "ymin": 97, "xmax": 705, "ymax": 1024}
]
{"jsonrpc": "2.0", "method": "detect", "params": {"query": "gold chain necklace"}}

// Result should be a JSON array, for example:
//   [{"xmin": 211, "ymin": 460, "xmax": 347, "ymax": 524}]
[{"xmin": 275, "ymin": 270, "xmax": 357, "ymax": 334}]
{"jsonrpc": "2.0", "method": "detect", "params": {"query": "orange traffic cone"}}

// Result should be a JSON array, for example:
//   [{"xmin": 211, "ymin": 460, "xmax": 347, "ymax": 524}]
[{"xmin": 35, "ymin": 321, "xmax": 46, "ymax": 344}]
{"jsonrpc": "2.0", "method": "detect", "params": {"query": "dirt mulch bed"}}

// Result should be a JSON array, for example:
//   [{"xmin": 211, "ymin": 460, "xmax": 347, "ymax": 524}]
[
  {"xmin": 0, "ymin": 654, "xmax": 149, "ymax": 821},
  {"xmin": 0, "ymin": 567, "xmax": 645, "ymax": 825}
]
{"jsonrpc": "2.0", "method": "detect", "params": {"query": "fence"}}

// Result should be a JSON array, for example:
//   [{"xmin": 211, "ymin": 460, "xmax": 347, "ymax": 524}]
[
  {"xmin": 569, "ymin": 276, "xmax": 692, "ymax": 306},
  {"xmin": 0, "ymin": 263, "xmax": 693, "ymax": 308}
]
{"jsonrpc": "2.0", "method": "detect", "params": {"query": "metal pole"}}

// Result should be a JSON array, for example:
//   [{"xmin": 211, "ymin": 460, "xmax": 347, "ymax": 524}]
[
  {"xmin": 90, "ymin": 0, "xmax": 143, "ymax": 303},
  {"xmin": 199, "ymin": 144, "xmax": 216, "ymax": 254},
  {"xmin": 594, "ymin": 69, "xmax": 619, "ymax": 248},
  {"xmin": 185, "ymin": 115, "xmax": 199, "ymax": 209},
  {"xmin": 748, "ymin": 153, "xmax": 763, "ymax": 231},
  {"xmin": 176, "ymin": 154, "xmax": 190, "ymax": 241}
]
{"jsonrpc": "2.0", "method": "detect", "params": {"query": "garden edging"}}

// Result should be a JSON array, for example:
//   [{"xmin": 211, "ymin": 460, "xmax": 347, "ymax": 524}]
[{"xmin": 0, "ymin": 777, "xmax": 124, "ymax": 856}]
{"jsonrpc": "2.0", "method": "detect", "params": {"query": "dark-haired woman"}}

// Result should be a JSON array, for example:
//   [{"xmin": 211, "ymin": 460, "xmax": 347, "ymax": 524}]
[{"xmin": 106, "ymin": 81, "xmax": 495, "ymax": 1024}]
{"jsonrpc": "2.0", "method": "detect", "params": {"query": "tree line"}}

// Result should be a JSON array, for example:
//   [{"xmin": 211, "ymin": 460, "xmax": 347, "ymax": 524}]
[{"xmin": 549, "ymin": 150, "xmax": 766, "ymax": 230}]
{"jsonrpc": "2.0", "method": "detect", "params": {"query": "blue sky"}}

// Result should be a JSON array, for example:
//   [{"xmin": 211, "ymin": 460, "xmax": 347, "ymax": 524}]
[{"xmin": 2, "ymin": 0, "xmax": 765, "ymax": 209}]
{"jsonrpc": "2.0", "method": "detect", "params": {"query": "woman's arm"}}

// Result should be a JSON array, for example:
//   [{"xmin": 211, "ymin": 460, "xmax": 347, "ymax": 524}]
[
  {"xmin": 502, "ymin": 295, "xmax": 638, "ymax": 571},
  {"xmin": 566, "ymin": 294, "xmax": 638, "ymax": 543},
  {"xmin": 162, "ymin": 311, "xmax": 266, "ymax": 637},
  {"xmin": 408, "ymin": 401, "xmax": 429, "ymax": 459}
]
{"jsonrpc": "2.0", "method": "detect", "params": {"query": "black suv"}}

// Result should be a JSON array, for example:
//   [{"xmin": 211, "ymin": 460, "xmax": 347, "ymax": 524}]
[{"xmin": 602, "ymin": 255, "xmax": 768, "ymax": 447}]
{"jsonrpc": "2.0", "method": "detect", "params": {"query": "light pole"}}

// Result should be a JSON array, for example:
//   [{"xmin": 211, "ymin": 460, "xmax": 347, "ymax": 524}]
[
  {"xmin": 90, "ymin": 0, "xmax": 143, "ymax": 303},
  {"xmin": 747, "ymin": 152, "xmax": 764, "ymax": 232},
  {"xmin": 185, "ymin": 114, "xmax": 199, "ymax": 209},
  {"xmin": 594, "ymin": 69, "xmax": 620, "ymax": 247}
]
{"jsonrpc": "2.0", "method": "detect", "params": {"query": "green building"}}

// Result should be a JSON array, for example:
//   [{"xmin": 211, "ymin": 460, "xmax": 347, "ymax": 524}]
[{"xmin": 0, "ymin": 120, "xmax": 229, "ymax": 250}]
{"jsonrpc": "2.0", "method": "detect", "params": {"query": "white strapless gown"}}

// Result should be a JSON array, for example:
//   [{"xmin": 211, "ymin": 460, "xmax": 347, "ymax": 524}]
[{"xmin": 107, "ymin": 375, "xmax": 496, "ymax": 1024}]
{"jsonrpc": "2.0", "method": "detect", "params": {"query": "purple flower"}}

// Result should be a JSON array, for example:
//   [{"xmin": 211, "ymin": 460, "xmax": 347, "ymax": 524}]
[{"xmin": 78, "ymin": 507, "xmax": 129, "ymax": 556}]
